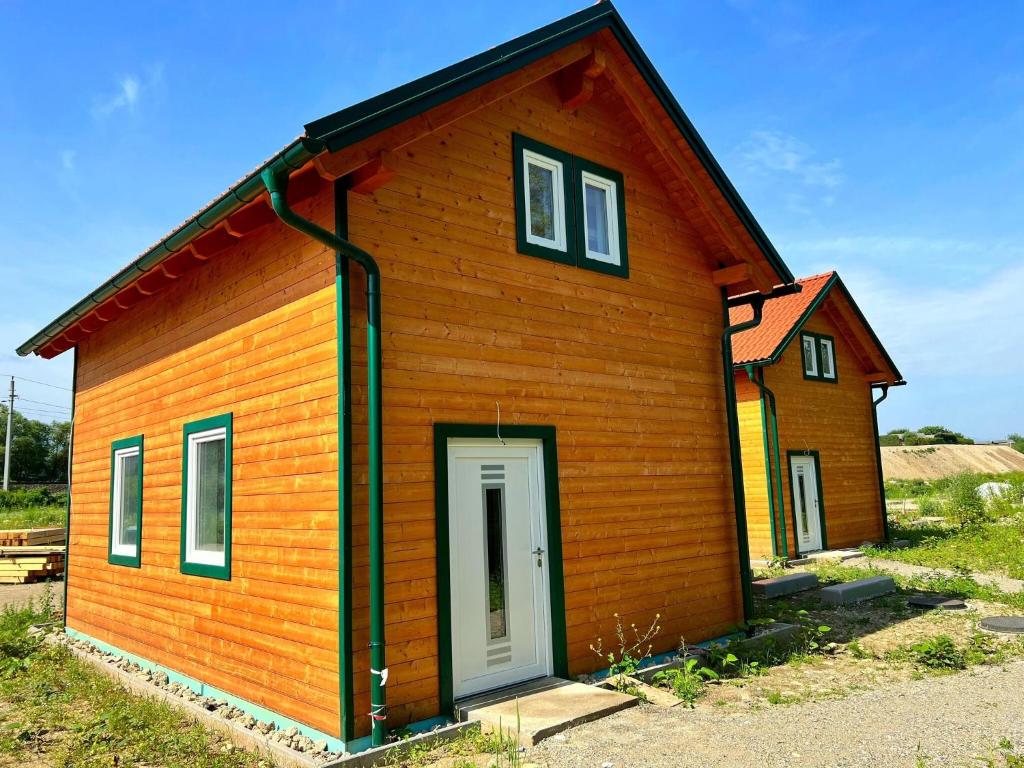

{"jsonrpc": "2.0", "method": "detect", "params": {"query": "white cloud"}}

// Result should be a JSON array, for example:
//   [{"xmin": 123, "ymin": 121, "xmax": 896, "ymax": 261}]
[
  {"xmin": 92, "ymin": 75, "xmax": 141, "ymax": 119},
  {"xmin": 839, "ymin": 262, "xmax": 1024, "ymax": 380},
  {"xmin": 739, "ymin": 130, "xmax": 844, "ymax": 188}
]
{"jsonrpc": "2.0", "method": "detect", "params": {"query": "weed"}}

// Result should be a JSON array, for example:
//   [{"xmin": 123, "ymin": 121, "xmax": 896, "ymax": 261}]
[
  {"xmin": 945, "ymin": 472, "xmax": 987, "ymax": 528},
  {"xmin": 652, "ymin": 657, "xmax": 718, "ymax": 707},
  {"xmin": 847, "ymin": 640, "xmax": 873, "ymax": 660},
  {"xmin": 590, "ymin": 612, "xmax": 661, "ymax": 695}
]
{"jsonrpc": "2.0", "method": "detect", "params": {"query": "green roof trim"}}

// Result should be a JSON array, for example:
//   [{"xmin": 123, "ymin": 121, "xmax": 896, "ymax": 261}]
[
  {"xmin": 20, "ymin": 1, "xmax": 794, "ymax": 358},
  {"xmin": 735, "ymin": 272, "xmax": 905, "ymax": 384},
  {"xmin": 305, "ymin": 2, "xmax": 793, "ymax": 286}
]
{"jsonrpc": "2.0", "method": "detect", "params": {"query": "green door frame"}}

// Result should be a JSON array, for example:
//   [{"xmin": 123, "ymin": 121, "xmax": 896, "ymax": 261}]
[
  {"xmin": 785, "ymin": 450, "xmax": 828, "ymax": 557},
  {"xmin": 433, "ymin": 423, "xmax": 568, "ymax": 715}
]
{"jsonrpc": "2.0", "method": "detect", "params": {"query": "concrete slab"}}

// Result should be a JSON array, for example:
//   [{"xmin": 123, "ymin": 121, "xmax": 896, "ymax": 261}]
[
  {"xmin": 890, "ymin": 539, "xmax": 912, "ymax": 549},
  {"xmin": 752, "ymin": 572, "xmax": 819, "ymax": 598},
  {"xmin": 806, "ymin": 548, "xmax": 865, "ymax": 563},
  {"xmin": 907, "ymin": 594, "xmax": 967, "ymax": 611},
  {"xmin": 818, "ymin": 576, "xmax": 896, "ymax": 605},
  {"xmin": 456, "ymin": 677, "xmax": 637, "ymax": 746},
  {"xmin": 736, "ymin": 622, "xmax": 802, "ymax": 653}
]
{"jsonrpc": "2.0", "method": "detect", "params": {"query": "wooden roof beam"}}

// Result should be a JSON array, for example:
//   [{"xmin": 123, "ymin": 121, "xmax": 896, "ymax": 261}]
[
  {"xmin": 600, "ymin": 53, "xmax": 776, "ymax": 293},
  {"xmin": 559, "ymin": 49, "xmax": 606, "ymax": 109},
  {"xmin": 348, "ymin": 152, "xmax": 397, "ymax": 195}
]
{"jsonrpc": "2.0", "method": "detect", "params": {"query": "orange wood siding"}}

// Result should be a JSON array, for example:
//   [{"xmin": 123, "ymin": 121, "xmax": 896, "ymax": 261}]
[
  {"xmin": 735, "ymin": 374, "xmax": 773, "ymax": 560},
  {"xmin": 67, "ymin": 192, "xmax": 342, "ymax": 736},
  {"xmin": 768, "ymin": 311, "xmax": 885, "ymax": 555},
  {"xmin": 340, "ymin": 72, "xmax": 741, "ymax": 733},
  {"xmin": 66, "ymin": 57, "xmax": 746, "ymax": 741}
]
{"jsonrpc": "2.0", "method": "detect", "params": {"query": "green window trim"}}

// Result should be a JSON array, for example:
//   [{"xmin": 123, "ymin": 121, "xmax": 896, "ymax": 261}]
[
  {"xmin": 512, "ymin": 133, "xmax": 629, "ymax": 279},
  {"xmin": 800, "ymin": 332, "xmax": 838, "ymax": 383},
  {"xmin": 108, "ymin": 434, "xmax": 144, "ymax": 568},
  {"xmin": 180, "ymin": 413, "xmax": 233, "ymax": 581}
]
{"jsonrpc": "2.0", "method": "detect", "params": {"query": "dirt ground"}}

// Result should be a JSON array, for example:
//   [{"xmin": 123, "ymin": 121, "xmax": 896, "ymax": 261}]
[
  {"xmin": 882, "ymin": 444, "xmax": 1024, "ymax": 480},
  {"xmin": 0, "ymin": 579, "xmax": 63, "ymax": 611}
]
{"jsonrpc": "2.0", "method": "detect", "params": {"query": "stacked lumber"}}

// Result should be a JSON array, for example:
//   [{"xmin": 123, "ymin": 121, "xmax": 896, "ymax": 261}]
[
  {"xmin": 0, "ymin": 527, "xmax": 65, "ymax": 547},
  {"xmin": 0, "ymin": 528, "xmax": 66, "ymax": 584}
]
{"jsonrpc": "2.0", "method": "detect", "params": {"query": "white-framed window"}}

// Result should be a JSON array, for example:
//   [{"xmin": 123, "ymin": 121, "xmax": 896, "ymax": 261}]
[
  {"xmin": 580, "ymin": 170, "xmax": 620, "ymax": 266},
  {"xmin": 522, "ymin": 149, "xmax": 567, "ymax": 253},
  {"xmin": 819, "ymin": 338, "xmax": 836, "ymax": 380},
  {"xmin": 802, "ymin": 334, "xmax": 819, "ymax": 377},
  {"xmin": 182, "ymin": 416, "xmax": 231, "ymax": 577},
  {"xmin": 109, "ymin": 440, "xmax": 142, "ymax": 564}
]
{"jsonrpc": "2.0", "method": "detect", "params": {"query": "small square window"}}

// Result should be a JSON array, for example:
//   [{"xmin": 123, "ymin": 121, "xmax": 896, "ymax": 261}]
[
  {"xmin": 181, "ymin": 414, "xmax": 232, "ymax": 580},
  {"xmin": 109, "ymin": 435, "xmax": 143, "ymax": 568}
]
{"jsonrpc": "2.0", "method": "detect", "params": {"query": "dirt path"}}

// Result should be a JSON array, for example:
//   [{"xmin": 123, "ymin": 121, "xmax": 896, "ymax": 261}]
[
  {"xmin": 856, "ymin": 557, "xmax": 1024, "ymax": 594},
  {"xmin": 529, "ymin": 660, "xmax": 1024, "ymax": 768},
  {"xmin": 0, "ymin": 579, "xmax": 63, "ymax": 610}
]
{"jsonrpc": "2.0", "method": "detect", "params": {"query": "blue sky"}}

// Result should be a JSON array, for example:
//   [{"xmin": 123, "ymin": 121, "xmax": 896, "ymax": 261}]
[{"xmin": 1, "ymin": 1, "xmax": 1021, "ymax": 439}]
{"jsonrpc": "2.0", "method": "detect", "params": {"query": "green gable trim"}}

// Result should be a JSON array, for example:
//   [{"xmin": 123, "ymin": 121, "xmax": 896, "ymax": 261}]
[
  {"xmin": 512, "ymin": 133, "xmax": 577, "ymax": 267},
  {"xmin": 432, "ymin": 423, "xmax": 568, "ymax": 714},
  {"xmin": 179, "ymin": 413, "xmax": 233, "ymax": 581},
  {"xmin": 305, "ymin": 2, "xmax": 791, "ymax": 285},
  {"xmin": 107, "ymin": 434, "xmax": 144, "ymax": 568},
  {"xmin": 785, "ymin": 450, "xmax": 828, "ymax": 558}
]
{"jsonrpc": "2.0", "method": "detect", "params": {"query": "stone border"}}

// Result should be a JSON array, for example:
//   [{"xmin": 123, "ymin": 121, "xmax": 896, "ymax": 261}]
[
  {"xmin": 44, "ymin": 631, "xmax": 331, "ymax": 768},
  {"xmin": 322, "ymin": 722, "xmax": 478, "ymax": 768}
]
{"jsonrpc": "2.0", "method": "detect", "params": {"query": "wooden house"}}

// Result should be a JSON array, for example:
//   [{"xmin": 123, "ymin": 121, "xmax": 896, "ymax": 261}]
[
  {"xmin": 19, "ymin": 3, "xmax": 803, "ymax": 752},
  {"xmin": 731, "ymin": 272, "xmax": 904, "ymax": 562}
]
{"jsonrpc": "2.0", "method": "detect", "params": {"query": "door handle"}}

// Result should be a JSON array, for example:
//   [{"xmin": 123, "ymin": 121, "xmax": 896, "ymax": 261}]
[{"xmin": 533, "ymin": 547, "xmax": 545, "ymax": 567}]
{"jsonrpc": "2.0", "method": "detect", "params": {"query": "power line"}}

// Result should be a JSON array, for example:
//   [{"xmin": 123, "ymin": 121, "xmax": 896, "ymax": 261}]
[
  {"xmin": 17, "ymin": 397, "xmax": 71, "ymax": 411},
  {"xmin": 0, "ymin": 374, "xmax": 72, "ymax": 392}
]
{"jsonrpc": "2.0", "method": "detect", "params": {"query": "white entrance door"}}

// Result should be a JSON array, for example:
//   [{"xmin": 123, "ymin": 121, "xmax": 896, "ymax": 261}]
[
  {"xmin": 447, "ymin": 439, "xmax": 552, "ymax": 699},
  {"xmin": 791, "ymin": 456, "xmax": 823, "ymax": 552}
]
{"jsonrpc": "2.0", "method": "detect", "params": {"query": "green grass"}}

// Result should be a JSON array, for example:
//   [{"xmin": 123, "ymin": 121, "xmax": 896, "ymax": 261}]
[
  {"xmin": 0, "ymin": 591, "xmax": 271, "ymax": 768},
  {"xmin": 867, "ymin": 521, "xmax": 1024, "ymax": 580},
  {"xmin": 0, "ymin": 504, "xmax": 65, "ymax": 529}
]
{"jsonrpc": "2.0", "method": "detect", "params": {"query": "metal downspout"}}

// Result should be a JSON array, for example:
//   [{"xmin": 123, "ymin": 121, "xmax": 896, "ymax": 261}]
[
  {"xmin": 871, "ymin": 384, "xmax": 891, "ymax": 542},
  {"xmin": 721, "ymin": 292, "xmax": 766, "ymax": 621},
  {"xmin": 744, "ymin": 365, "xmax": 789, "ymax": 560},
  {"xmin": 261, "ymin": 168, "xmax": 388, "ymax": 748}
]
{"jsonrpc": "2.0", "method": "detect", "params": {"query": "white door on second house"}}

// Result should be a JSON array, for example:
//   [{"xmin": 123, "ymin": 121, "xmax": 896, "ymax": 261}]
[
  {"xmin": 447, "ymin": 439, "xmax": 552, "ymax": 700},
  {"xmin": 791, "ymin": 456, "xmax": 823, "ymax": 552}
]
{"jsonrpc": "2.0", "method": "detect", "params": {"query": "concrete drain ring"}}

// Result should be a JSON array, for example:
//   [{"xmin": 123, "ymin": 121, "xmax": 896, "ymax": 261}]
[
  {"xmin": 979, "ymin": 616, "xmax": 1024, "ymax": 634},
  {"xmin": 907, "ymin": 595, "xmax": 967, "ymax": 611}
]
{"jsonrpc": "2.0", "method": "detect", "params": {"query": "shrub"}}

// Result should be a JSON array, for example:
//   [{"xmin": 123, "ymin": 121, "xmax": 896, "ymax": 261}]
[
  {"xmin": 944, "ymin": 473, "xmax": 986, "ymax": 528},
  {"xmin": 0, "ymin": 488, "xmax": 66, "ymax": 510}
]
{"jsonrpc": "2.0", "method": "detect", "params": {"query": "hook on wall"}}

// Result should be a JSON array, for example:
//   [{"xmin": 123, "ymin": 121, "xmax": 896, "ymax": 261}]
[{"xmin": 495, "ymin": 400, "xmax": 507, "ymax": 446}]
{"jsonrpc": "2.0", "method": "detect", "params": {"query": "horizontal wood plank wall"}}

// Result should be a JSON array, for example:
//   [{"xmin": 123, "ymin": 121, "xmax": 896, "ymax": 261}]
[
  {"xmin": 68, "ymin": 193, "xmax": 341, "ymax": 736},
  {"xmin": 735, "ymin": 376, "xmax": 773, "ymax": 560},
  {"xmin": 770, "ymin": 310, "xmax": 885, "ymax": 554},
  {"xmin": 342, "ymin": 73, "xmax": 741, "ymax": 733}
]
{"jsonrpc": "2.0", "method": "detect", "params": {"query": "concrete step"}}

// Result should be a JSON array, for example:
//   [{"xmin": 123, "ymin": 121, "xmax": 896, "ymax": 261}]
[
  {"xmin": 456, "ymin": 677, "xmax": 637, "ymax": 746},
  {"xmin": 818, "ymin": 576, "xmax": 896, "ymax": 605},
  {"xmin": 806, "ymin": 548, "xmax": 865, "ymax": 563},
  {"xmin": 752, "ymin": 572, "xmax": 819, "ymax": 598}
]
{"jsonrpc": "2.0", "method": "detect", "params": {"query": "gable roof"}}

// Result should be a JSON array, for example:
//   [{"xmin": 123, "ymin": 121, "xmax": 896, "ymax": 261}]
[
  {"xmin": 19, "ymin": 1, "xmax": 794, "ymax": 359},
  {"xmin": 730, "ymin": 271, "xmax": 904, "ymax": 385}
]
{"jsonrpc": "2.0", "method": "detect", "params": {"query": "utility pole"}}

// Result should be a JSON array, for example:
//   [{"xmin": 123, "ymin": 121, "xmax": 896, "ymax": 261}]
[{"xmin": 3, "ymin": 377, "xmax": 14, "ymax": 491}]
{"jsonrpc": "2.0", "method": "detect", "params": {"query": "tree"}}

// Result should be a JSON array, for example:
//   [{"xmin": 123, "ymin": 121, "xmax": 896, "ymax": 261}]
[
  {"xmin": 0, "ymin": 404, "xmax": 71, "ymax": 483},
  {"xmin": 1010, "ymin": 433, "xmax": 1024, "ymax": 455}
]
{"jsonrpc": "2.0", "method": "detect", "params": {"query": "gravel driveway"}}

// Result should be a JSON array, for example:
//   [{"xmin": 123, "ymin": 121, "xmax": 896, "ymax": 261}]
[
  {"xmin": 529, "ymin": 660, "xmax": 1024, "ymax": 768},
  {"xmin": 0, "ymin": 578, "xmax": 63, "ymax": 610}
]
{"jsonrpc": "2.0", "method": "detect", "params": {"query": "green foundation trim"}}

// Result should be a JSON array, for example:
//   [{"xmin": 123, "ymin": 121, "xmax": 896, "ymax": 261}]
[{"xmin": 63, "ymin": 626, "xmax": 347, "ymax": 753}]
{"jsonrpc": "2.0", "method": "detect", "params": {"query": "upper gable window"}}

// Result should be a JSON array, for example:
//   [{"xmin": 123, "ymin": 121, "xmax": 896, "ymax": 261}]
[
  {"xmin": 801, "ymin": 332, "xmax": 837, "ymax": 382},
  {"xmin": 513, "ymin": 133, "xmax": 628, "ymax": 278},
  {"xmin": 523, "ymin": 149, "xmax": 568, "ymax": 253}
]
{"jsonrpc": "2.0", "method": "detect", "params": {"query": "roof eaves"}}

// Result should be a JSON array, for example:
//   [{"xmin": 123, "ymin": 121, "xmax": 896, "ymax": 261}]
[{"xmin": 305, "ymin": 1, "xmax": 794, "ymax": 285}]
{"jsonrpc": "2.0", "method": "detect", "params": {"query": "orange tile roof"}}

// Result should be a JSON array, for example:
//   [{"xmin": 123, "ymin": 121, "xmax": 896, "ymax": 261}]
[{"xmin": 730, "ymin": 272, "xmax": 836, "ymax": 365}]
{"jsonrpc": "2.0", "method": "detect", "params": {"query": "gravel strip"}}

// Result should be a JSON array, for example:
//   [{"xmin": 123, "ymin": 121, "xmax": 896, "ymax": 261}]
[
  {"xmin": 854, "ymin": 557, "xmax": 1024, "ymax": 594},
  {"xmin": 529, "ymin": 660, "xmax": 1024, "ymax": 767}
]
